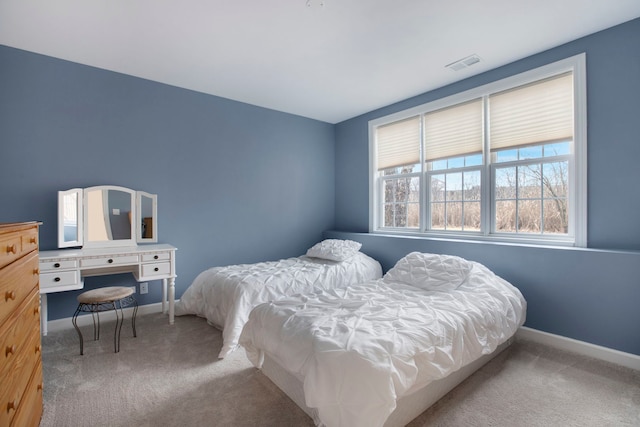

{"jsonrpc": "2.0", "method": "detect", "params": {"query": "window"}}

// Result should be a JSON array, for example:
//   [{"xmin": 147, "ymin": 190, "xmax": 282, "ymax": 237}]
[{"xmin": 369, "ymin": 54, "xmax": 586, "ymax": 246}]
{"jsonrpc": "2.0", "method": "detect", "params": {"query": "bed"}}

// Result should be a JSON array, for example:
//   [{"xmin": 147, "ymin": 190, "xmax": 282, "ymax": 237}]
[
  {"xmin": 175, "ymin": 239, "xmax": 382, "ymax": 358},
  {"xmin": 239, "ymin": 251, "xmax": 526, "ymax": 427}
]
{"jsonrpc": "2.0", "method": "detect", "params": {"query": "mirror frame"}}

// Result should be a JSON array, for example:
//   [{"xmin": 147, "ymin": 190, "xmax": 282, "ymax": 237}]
[
  {"xmin": 57, "ymin": 185, "xmax": 158, "ymax": 249},
  {"xmin": 136, "ymin": 191, "xmax": 158, "ymax": 243}
]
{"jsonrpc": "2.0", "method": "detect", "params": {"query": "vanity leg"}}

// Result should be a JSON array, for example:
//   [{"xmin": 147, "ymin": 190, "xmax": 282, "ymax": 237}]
[
  {"xmin": 161, "ymin": 278, "xmax": 167, "ymax": 314},
  {"xmin": 41, "ymin": 293, "xmax": 48, "ymax": 336},
  {"xmin": 168, "ymin": 276, "xmax": 175, "ymax": 325}
]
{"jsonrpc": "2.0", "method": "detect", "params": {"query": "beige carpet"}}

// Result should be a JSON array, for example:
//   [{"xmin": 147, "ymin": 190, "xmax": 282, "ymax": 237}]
[{"xmin": 40, "ymin": 312, "xmax": 640, "ymax": 427}]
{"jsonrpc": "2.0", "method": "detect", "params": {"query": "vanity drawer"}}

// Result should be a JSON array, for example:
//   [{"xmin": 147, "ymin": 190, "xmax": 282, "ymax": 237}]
[
  {"xmin": 0, "ymin": 252, "xmax": 39, "ymax": 327},
  {"xmin": 140, "ymin": 262, "xmax": 170, "ymax": 278},
  {"xmin": 40, "ymin": 270, "xmax": 81, "ymax": 293},
  {"xmin": 39, "ymin": 259, "xmax": 78, "ymax": 271},
  {"xmin": 81, "ymin": 255, "xmax": 139, "ymax": 268},
  {"xmin": 141, "ymin": 252, "xmax": 170, "ymax": 262}
]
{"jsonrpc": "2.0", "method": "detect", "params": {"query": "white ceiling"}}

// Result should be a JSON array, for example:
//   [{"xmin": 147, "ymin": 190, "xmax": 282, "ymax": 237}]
[{"xmin": 1, "ymin": 1, "xmax": 639, "ymax": 124}]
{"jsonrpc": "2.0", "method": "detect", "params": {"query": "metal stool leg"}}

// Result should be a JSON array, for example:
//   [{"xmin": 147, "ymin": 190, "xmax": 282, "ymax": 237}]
[
  {"xmin": 131, "ymin": 299, "xmax": 138, "ymax": 338},
  {"xmin": 113, "ymin": 300, "xmax": 123, "ymax": 353},
  {"xmin": 91, "ymin": 307, "xmax": 99, "ymax": 341},
  {"xmin": 72, "ymin": 304, "xmax": 84, "ymax": 355}
]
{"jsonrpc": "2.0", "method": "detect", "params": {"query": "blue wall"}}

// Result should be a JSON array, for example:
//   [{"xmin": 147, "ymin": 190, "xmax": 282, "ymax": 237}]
[
  {"xmin": 0, "ymin": 45, "xmax": 336, "ymax": 320},
  {"xmin": 333, "ymin": 19, "xmax": 640, "ymax": 356}
]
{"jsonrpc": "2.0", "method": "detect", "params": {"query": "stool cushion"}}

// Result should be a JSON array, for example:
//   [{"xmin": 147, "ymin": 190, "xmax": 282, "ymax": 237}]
[{"xmin": 78, "ymin": 286, "xmax": 134, "ymax": 304}]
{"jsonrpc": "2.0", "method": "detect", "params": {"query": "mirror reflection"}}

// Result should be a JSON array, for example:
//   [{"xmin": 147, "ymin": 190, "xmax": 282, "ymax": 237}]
[
  {"xmin": 59, "ymin": 188, "xmax": 82, "ymax": 248},
  {"xmin": 86, "ymin": 188, "xmax": 133, "ymax": 243},
  {"xmin": 63, "ymin": 192, "xmax": 78, "ymax": 242},
  {"xmin": 138, "ymin": 191, "xmax": 157, "ymax": 242}
]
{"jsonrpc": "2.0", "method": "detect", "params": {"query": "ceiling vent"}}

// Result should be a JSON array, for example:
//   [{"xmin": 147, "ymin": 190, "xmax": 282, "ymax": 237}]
[{"xmin": 446, "ymin": 54, "xmax": 481, "ymax": 71}]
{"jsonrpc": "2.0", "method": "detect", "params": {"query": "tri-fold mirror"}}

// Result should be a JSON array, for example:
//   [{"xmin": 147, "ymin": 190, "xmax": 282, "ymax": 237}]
[{"xmin": 58, "ymin": 185, "xmax": 158, "ymax": 248}]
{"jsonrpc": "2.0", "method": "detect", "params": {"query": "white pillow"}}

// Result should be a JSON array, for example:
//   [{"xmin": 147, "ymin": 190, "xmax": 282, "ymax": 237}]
[
  {"xmin": 383, "ymin": 252, "xmax": 472, "ymax": 291},
  {"xmin": 306, "ymin": 239, "xmax": 362, "ymax": 261}
]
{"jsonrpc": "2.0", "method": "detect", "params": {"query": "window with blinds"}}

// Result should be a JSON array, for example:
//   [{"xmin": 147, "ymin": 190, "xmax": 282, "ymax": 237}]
[
  {"xmin": 369, "ymin": 54, "xmax": 586, "ymax": 246},
  {"xmin": 489, "ymin": 72, "xmax": 573, "ymax": 153},
  {"xmin": 376, "ymin": 116, "xmax": 420, "ymax": 171},
  {"xmin": 424, "ymin": 98, "xmax": 483, "ymax": 162}
]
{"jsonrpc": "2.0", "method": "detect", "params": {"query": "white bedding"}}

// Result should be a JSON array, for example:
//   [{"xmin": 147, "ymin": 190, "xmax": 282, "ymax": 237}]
[
  {"xmin": 175, "ymin": 251, "xmax": 382, "ymax": 358},
  {"xmin": 239, "ymin": 254, "xmax": 526, "ymax": 427}
]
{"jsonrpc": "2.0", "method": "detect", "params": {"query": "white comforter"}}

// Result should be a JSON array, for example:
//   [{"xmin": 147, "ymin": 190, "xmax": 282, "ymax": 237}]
[
  {"xmin": 175, "ymin": 252, "xmax": 382, "ymax": 358},
  {"xmin": 240, "ymin": 259, "xmax": 526, "ymax": 427}
]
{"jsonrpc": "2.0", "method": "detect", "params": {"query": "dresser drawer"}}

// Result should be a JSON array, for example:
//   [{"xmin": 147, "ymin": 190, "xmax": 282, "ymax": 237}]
[
  {"xmin": 0, "ymin": 225, "xmax": 38, "ymax": 269},
  {"xmin": 141, "ymin": 252, "xmax": 170, "ymax": 262},
  {"xmin": 11, "ymin": 362, "xmax": 43, "ymax": 427},
  {"xmin": 0, "ymin": 291, "xmax": 41, "ymax": 381},
  {"xmin": 40, "ymin": 259, "xmax": 78, "ymax": 271},
  {"xmin": 20, "ymin": 229, "xmax": 39, "ymax": 258},
  {"xmin": 0, "ymin": 292, "xmax": 40, "ymax": 427},
  {"xmin": 140, "ymin": 262, "xmax": 171, "ymax": 278},
  {"xmin": 40, "ymin": 270, "xmax": 82, "ymax": 293},
  {"xmin": 0, "ymin": 252, "xmax": 39, "ymax": 327},
  {"xmin": 81, "ymin": 255, "xmax": 139, "ymax": 268},
  {"xmin": 0, "ymin": 234, "xmax": 22, "ymax": 270}
]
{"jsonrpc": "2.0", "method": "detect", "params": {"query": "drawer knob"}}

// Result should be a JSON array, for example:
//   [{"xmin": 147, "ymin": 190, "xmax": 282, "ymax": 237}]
[
  {"xmin": 154, "ymin": 267, "xmax": 159, "ymax": 272},
  {"xmin": 5, "ymin": 291, "xmax": 16, "ymax": 301},
  {"xmin": 54, "ymin": 263, "xmax": 61, "ymax": 268},
  {"xmin": 33, "ymin": 268, "xmax": 39, "ymax": 275},
  {"xmin": 30, "ymin": 237, "xmax": 37, "ymax": 244},
  {"xmin": 154, "ymin": 255, "xmax": 159, "ymax": 259},
  {"xmin": 6, "ymin": 344, "xmax": 16, "ymax": 357},
  {"xmin": 34, "ymin": 306, "xmax": 40, "ymax": 315},
  {"xmin": 54, "ymin": 277, "xmax": 61, "ymax": 282},
  {"xmin": 7, "ymin": 400, "xmax": 16, "ymax": 412},
  {"xmin": 6, "ymin": 244, "xmax": 17, "ymax": 254},
  {"xmin": 35, "ymin": 345, "xmax": 42, "ymax": 354},
  {"xmin": 108, "ymin": 259, "xmax": 114, "ymax": 264}
]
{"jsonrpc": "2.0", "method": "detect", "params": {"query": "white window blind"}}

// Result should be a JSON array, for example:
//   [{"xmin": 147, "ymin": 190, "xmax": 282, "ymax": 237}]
[
  {"xmin": 489, "ymin": 72, "xmax": 573, "ymax": 151},
  {"xmin": 376, "ymin": 115, "xmax": 421, "ymax": 170},
  {"xmin": 423, "ymin": 98, "xmax": 483, "ymax": 161}
]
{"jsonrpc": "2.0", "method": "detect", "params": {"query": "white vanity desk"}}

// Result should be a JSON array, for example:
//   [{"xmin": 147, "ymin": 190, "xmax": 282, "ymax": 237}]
[
  {"xmin": 39, "ymin": 244, "xmax": 177, "ymax": 335},
  {"xmin": 42, "ymin": 185, "xmax": 175, "ymax": 335}
]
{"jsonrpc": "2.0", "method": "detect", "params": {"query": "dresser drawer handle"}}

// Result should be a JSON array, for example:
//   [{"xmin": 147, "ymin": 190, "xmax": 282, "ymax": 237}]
[
  {"xmin": 54, "ymin": 277, "xmax": 61, "ymax": 282},
  {"xmin": 6, "ymin": 244, "xmax": 17, "ymax": 254},
  {"xmin": 34, "ymin": 268, "xmax": 40, "ymax": 276},
  {"xmin": 35, "ymin": 345, "xmax": 42, "ymax": 354},
  {"xmin": 7, "ymin": 400, "xmax": 16, "ymax": 412},
  {"xmin": 154, "ymin": 255, "xmax": 159, "ymax": 260},
  {"xmin": 154, "ymin": 267, "xmax": 159, "ymax": 272},
  {"xmin": 6, "ymin": 344, "xmax": 16, "ymax": 357},
  {"xmin": 54, "ymin": 263, "xmax": 61, "ymax": 268},
  {"xmin": 34, "ymin": 306, "xmax": 40, "ymax": 315},
  {"xmin": 108, "ymin": 259, "xmax": 114, "ymax": 264},
  {"xmin": 5, "ymin": 291, "xmax": 16, "ymax": 301}
]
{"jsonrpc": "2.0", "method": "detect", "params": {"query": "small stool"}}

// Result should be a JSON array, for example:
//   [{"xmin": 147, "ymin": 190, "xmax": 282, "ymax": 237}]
[{"xmin": 72, "ymin": 286, "xmax": 138, "ymax": 355}]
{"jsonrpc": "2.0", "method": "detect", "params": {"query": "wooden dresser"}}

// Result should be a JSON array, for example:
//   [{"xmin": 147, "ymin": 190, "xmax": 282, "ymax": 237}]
[{"xmin": 0, "ymin": 222, "xmax": 43, "ymax": 427}]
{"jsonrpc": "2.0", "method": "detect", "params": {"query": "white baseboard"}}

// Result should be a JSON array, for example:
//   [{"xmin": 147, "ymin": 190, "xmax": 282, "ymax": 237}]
[
  {"xmin": 44, "ymin": 302, "xmax": 168, "ymax": 335},
  {"xmin": 517, "ymin": 326, "xmax": 640, "ymax": 371}
]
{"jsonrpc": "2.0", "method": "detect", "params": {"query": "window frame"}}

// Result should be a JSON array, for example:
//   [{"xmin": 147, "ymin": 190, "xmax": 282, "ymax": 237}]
[{"xmin": 369, "ymin": 53, "xmax": 587, "ymax": 247}]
